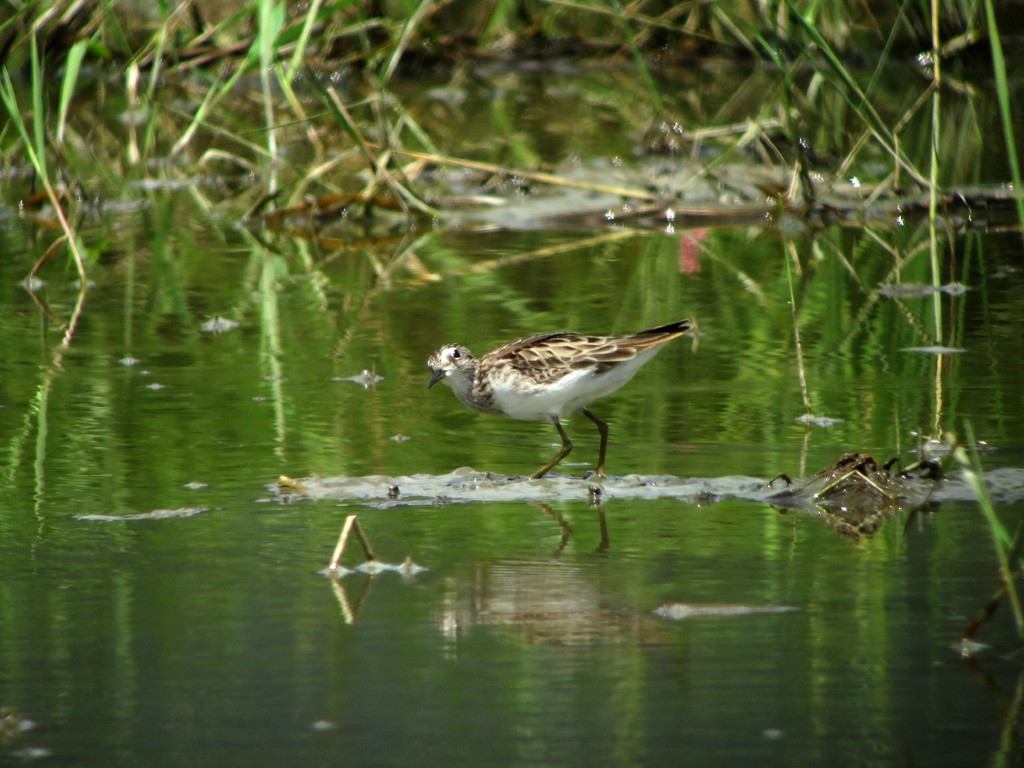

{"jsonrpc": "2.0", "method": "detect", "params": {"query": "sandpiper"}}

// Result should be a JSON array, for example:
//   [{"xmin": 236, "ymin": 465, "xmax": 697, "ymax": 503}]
[{"xmin": 426, "ymin": 319, "xmax": 694, "ymax": 478}]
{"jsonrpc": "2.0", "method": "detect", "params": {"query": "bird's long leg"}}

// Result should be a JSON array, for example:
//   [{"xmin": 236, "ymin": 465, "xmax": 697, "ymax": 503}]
[
  {"xmin": 582, "ymin": 408, "xmax": 609, "ymax": 477},
  {"xmin": 532, "ymin": 417, "xmax": 574, "ymax": 479}
]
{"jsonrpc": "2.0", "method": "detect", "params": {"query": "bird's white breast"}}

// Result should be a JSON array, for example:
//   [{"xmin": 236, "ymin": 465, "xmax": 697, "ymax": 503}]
[{"xmin": 488, "ymin": 350, "xmax": 659, "ymax": 421}]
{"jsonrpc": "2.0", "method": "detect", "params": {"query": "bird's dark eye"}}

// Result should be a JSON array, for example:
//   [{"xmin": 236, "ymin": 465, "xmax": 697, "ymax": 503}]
[{"xmin": 451, "ymin": 349, "xmax": 461, "ymax": 360}]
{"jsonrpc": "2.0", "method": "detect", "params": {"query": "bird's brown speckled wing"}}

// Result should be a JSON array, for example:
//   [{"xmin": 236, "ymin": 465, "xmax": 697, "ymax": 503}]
[{"xmin": 481, "ymin": 320, "xmax": 692, "ymax": 382}]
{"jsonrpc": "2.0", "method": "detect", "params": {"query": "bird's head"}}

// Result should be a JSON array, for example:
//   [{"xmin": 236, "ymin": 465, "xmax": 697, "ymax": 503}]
[{"xmin": 427, "ymin": 344, "xmax": 476, "ymax": 390}]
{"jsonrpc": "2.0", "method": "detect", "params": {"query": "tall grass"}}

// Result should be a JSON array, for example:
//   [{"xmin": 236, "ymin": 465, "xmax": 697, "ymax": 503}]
[
  {"xmin": 927, "ymin": 0, "xmax": 943, "ymax": 343},
  {"xmin": 954, "ymin": 425, "xmax": 1024, "ymax": 642},
  {"xmin": 983, "ymin": 0, "xmax": 1024, "ymax": 237},
  {"xmin": 0, "ymin": 0, "xmax": 1013, "ymax": 238},
  {"xmin": 0, "ymin": 34, "xmax": 88, "ymax": 281}
]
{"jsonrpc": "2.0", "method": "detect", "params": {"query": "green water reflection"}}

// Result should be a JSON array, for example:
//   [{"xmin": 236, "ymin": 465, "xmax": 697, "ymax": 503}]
[
  {"xmin": 2, "ymin": 71, "xmax": 1024, "ymax": 768},
  {"xmin": 2, "ymin": 210, "xmax": 1023, "ymax": 765}
]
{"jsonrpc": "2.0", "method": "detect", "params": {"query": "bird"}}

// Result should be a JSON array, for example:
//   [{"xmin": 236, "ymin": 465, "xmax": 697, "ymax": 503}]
[{"xmin": 426, "ymin": 318, "xmax": 694, "ymax": 478}]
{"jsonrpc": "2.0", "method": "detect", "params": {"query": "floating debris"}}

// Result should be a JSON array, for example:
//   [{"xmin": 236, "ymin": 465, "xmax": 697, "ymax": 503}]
[
  {"xmin": 20, "ymin": 276, "xmax": 45, "ymax": 292},
  {"xmin": 654, "ymin": 603, "xmax": 799, "ymax": 620},
  {"xmin": 1, "ymin": 706, "xmax": 36, "ymax": 736},
  {"xmin": 201, "ymin": 316, "xmax": 239, "ymax": 334},
  {"xmin": 942, "ymin": 281, "xmax": 970, "ymax": 295},
  {"xmin": 389, "ymin": 434, "xmax": 411, "ymax": 442},
  {"xmin": 354, "ymin": 558, "xmax": 427, "ymax": 576},
  {"xmin": 876, "ymin": 283, "xmax": 935, "ymax": 299},
  {"xmin": 794, "ymin": 414, "xmax": 844, "ymax": 427},
  {"xmin": 333, "ymin": 369, "xmax": 383, "ymax": 388},
  {"xmin": 956, "ymin": 638, "xmax": 989, "ymax": 659},
  {"xmin": 271, "ymin": 464, "xmax": 1024, "ymax": 507},
  {"xmin": 876, "ymin": 281, "xmax": 969, "ymax": 299},
  {"xmin": 76, "ymin": 507, "xmax": 209, "ymax": 522},
  {"xmin": 11, "ymin": 746, "xmax": 52, "ymax": 760},
  {"xmin": 765, "ymin": 452, "xmax": 925, "ymax": 539},
  {"xmin": 901, "ymin": 346, "xmax": 966, "ymax": 354},
  {"xmin": 130, "ymin": 177, "xmax": 198, "ymax": 191},
  {"xmin": 325, "ymin": 514, "xmax": 425, "ymax": 578},
  {"xmin": 145, "ymin": 382, "xmax": 166, "ymax": 391},
  {"xmin": 277, "ymin": 475, "xmax": 308, "ymax": 495},
  {"xmin": 119, "ymin": 356, "xmax": 141, "ymax": 366},
  {"xmin": 908, "ymin": 435, "xmax": 951, "ymax": 461},
  {"xmin": 183, "ymin": 481, "xmax": 208, "ymax": 490}
]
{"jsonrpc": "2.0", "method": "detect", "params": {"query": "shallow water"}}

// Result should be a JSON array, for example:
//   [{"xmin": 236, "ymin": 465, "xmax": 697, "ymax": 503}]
[{"xmin": 2, "ymin": 63, "xmax": 1024, "ymax": 765}]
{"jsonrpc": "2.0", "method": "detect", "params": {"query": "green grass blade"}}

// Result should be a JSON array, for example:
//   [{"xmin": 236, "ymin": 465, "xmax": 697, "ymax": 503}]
[
  {"xmin": 1, "ymin": 68, "xmax": 46, "ymax": 183},
  {"xmin": 285, "ymin": 0, "xmax": 325, "ymax": 80},
  {"xmin": 478, "ymin": 0, "xmax": 518, "ymax": 43},
  {"xmin": 0, "ymin": 65, "xmax": 88, "ymax": 280},
  {"xmin": 382, "ymin": 0, "xmax": 435, "ymax": 85},
  {"xmin": 983, "ymin": 0, "xmax": 1024, "ymax": 237},
  {"xmin": 258, "ymin": 0, "xmax": 284, "ymax": 72},
  {"xmin": 30, "ymin": 33, "xmax": 47, "ymax": 180},
  {"xmin": 613, "ymin": 2, "xmax": 664, "ymax": 114},
  {"xmin": 57, "ymin": 40, "xmax": 89, "ymax": 146},
  {"xmin": 781, "ymin": 0, "xmax": 925, "ymax": 187},
  {"xmin": 258, "ymin": 0, "xmax": 284, "ymax": 190},
  {"xmin": 928, "ymin": 0, "xmax": 942, "ymax": 342},
  {"xmin": 171, "ymin": 67, "xmax": 243, "ymax": 156},
  {"xmin": 955, "ymin": 424, "xmax": 1024, "ymax": 637},
  {"xmin": 305, "ymin": 68, "xmax": 438, "ymax": 216}
]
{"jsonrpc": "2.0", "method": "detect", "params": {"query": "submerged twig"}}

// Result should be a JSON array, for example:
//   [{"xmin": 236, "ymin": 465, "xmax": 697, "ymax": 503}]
[
  {"xmin": 27, "ymin": 234, "xmax": 68, "ymax": 281},
  {"xmin": 329, "ymin": 514, "xmax": 376, "ymax": 571},
  {"xmin": 56, "ymin": 286, "xmax": 88, "ymax": 358},
  {"xmin": 784, "ymin": 240, "xmax": 812, "ymax": 418}
]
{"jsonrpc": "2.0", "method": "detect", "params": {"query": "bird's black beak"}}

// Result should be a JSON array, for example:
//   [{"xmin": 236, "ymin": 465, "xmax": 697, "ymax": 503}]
[{"xmin": 427, "ymin": 369, "xmax": 445, "ymax": 389}]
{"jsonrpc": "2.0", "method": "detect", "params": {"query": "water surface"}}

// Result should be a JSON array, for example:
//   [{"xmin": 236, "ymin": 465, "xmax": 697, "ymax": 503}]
[{"xmin": 1, "ymin": 63, "xmax": 1023, "ymax": 767}]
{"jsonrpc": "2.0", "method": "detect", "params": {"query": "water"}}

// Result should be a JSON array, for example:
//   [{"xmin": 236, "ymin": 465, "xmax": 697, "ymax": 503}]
[
  {"xmin": 2, "ymin": 65, "xmax": 1024, "ymax": 765},
  {"xmin": 3, "ymin": 492, "xmax": 1017, "ymax": 765}
]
